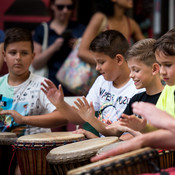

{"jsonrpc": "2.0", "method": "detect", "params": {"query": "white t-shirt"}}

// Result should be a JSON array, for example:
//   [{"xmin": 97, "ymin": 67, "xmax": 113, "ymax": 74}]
[
  {"xmin": 86, "ymin": 75, "xmax": 144, "ymax": 125},
  {"xmin": 0, "ymin": 73, "xmax": 56, "ymax": 136}
]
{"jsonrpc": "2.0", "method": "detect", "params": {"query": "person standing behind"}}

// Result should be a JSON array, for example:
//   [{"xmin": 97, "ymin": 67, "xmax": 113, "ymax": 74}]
[
  {"xmin": 32, "ymin": 0, "xmax": 85, "ymax": 96},
  {"xmin": 0, "ymin": 27, "xmax": 67, "ymax": 137},
  {"xmin": 78, "ymin": 0, "xmax": 145, "ymax": 65}
]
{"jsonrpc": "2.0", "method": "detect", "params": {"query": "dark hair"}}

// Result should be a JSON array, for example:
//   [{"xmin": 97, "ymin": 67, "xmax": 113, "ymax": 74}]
[
  {"xmin": 125, "ymin": 38, "xmax": 157, "ymax": 66},
  {"xmin": 89, "ymin": 30, "xmax": 129, "ymax": 58},
  {"xmin": 4, "ymin": 27, "xmax": 34, "ymax": 52},
  {"xmin": 154, "ymin": 28, "xmax": 175, "ymax": 56}
]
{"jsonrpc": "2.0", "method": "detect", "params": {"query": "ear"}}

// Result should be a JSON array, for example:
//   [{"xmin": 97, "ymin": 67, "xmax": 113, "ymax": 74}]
[
  {"xmin": 115, "ymin": 54, "xmax": 124, "ymax": 65},
  {"xmin": 152, "ymin": 63, "xmax": 160, "ymax": 75},
  {"xmin": 2, "ymin": 50, "xmax": 6, "ymax": 63}
]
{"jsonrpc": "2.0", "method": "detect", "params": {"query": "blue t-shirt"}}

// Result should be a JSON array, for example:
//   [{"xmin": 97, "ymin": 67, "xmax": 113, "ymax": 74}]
[{"xmin": 33, "ymin": 21, "xmax": 86, "ymax": 95}]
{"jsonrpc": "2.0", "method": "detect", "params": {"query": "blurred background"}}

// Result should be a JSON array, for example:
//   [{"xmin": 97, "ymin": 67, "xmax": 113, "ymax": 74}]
[{"xmin": 0, "ymin": 0, "xmax": 174, "ymax": 39}]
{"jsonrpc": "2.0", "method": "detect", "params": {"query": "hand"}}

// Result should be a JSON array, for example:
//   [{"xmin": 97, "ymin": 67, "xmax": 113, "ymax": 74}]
[
  {"xmin": 41, "ymin": 79, "xmax": 64, "ymax": 108},
  {"xmin": 119, "ymin": 113, "xmax": 147, "ymax": 132},
  {"xmin": 53, "ymin": 38, "xmax": 64, "ymax": 51},
  {"xmin": 132, "ymin": 102, "xmax": 174, "ymax": 129},
  {"xmin": 73, "ymin": 96, "xmax": 95, "ymax": 122},
  {"xmin": 0, "ymin": 110, "xmax": 24, "ymax": 124},
  {"xmin": 106, "ymin": 121, "xmax": 129, "ymax": 133},
  {"xmin": 91, "ymin": 136, "xmax": 142, "ymax": 162},
  {"xmin": 72, "ymin": 129, "xmax": 99, "ymax": 139}
]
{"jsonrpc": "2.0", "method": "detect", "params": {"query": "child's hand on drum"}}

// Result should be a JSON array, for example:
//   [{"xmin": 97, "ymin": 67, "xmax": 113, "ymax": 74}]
[
  {"xmin": 72, "ymin": 129, "xmax": 98, "ymax": 139},
  {"xmin": 119, "ymin": 113, "xmax": 147, "ymax": 132},
  {"xmin": 0, "ymin": 110, "xmax": 24, "ymax": 124},
  {"xmin": 73, "ymin": 96, "xmax": 95, "ymax": 123},
  {"xmin": 41, "ymin": 79, "xmax": 64, "ymax": 108}
]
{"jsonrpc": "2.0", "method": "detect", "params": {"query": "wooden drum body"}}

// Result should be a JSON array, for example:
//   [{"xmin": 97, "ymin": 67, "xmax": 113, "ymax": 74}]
[
  {"xmin": 0, "ymin": 132, "xmax": 17, "ymax": 175},
  {"xmin": 13, "ymin": 132, "xmax": 85, "ymax": 175},
  {"xmin": 46, "ymin": 136, "xmax": 119, "ymax": 175},
  {"xmin": 68, "ymin": 147, "xmax": 175, "ymax": 175}
]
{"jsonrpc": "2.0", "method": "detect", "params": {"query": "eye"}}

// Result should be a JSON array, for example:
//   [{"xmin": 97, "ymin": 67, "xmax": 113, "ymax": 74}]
[
  {"xmin": 165, "ymin": 64, "xmax": 172, "ymax": 67},
  {"xmin": 21, "ymin": 51, "xmax": 28, "ymax": 56},
  {"xmin": 9, "ymin": 51, "xmax": 16, "ymax": 55}
]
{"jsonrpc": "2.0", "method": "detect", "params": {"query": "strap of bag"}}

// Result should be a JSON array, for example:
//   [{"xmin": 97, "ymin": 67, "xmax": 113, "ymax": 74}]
[{"xmin": 41, "ymin": 22, "xmax": 48, "ymax": 51}]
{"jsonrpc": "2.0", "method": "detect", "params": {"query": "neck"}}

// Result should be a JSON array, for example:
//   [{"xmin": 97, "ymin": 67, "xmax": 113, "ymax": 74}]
[
  {"xmin": 146, "ymin": 77, "xmax": 164, "ymax": 95},
  {"xmin": 8, "ymin": 71, "xmax": 30, "ymax": 86},
  {"xmin": 113, "ymin": 65, "xmax": 130, "ymax": 88},
  {"xmin": 113, "ymin": 4, "xmax": 126, "ymax": 20}
]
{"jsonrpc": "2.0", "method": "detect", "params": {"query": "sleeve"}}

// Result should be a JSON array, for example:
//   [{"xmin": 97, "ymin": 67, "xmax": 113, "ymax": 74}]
[
  {"xmin": 32, "ymin": 24, "xmax": 45, "ymax": 45},
  {"xmin": 86, "ymin": 76, "xmax": 101, "ymax": 111},
  {"xmin": 0, "ymin": 30, "xmax": 5, "ymax": 43}
]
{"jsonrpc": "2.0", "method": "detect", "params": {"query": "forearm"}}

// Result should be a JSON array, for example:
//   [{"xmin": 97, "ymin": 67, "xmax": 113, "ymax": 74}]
[
  {"xmin": 88, "ymin": 117, "xmax": 122, "ymax": 137},
  {"xmin": 56, "ymin": 101, "xmax": 85, "ymax": 125},
  {"xmin": 33, "ymin": 44, "xmax": 59, "ymax": 69},
  {"xmin": 22, "ymin": 111, "xmax": 68, "ymax": 128},
  {"xmin": 140, "ymin": 129, "xmax": 175, "ymax": 149}
]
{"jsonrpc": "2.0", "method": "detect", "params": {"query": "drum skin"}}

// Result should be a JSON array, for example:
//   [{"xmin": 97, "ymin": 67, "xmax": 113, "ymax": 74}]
[
  {"xmin": 46, "ymin": 136, "xmax": 119, "ymax": 175},
  {"xmin": 14, "ymin": 132, "xmax": 85, "ymax": 175}
]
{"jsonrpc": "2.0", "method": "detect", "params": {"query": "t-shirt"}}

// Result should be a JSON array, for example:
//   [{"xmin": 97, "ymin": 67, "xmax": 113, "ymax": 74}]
[
  {"xmin": 86, "ymin": 75, "xmax": 145, "ymax": 125},
  {"xmin": 156, "ymin": 85, "xmax": 175, "ymax": 118},
  {"xmin": 124, "ymin": 91, "xmax": 162, "ymax": 115},
  {"xmin": 0, "ymin": 73, "xmax": 56, "ymax": 137}
]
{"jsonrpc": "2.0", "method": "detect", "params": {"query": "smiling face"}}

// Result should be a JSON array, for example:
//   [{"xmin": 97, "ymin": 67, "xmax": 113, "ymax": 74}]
[
  {"xmin": 155, "ymin": 50, "xmax": 175, "ymax": 86},
  {"xmin": 128, "ymin": 58, "xmax": 154, "ymax": 89},
  {"xmin": 3, "ymin": 41, "xmax": 34, "ymax": 76}
]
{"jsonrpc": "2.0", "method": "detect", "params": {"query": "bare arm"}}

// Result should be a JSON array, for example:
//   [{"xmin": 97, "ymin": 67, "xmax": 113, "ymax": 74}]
[
  {"xmin": 130, "ymin": 18, "xmax": 145, "ymax": 41},
  {"xmin": 32, "ymin": 38, "xmax": 64, "ymax": 69},
  {"xmin": 91, "ymin": 129, "xmax": 175, "ymax": 162},
  {"xmin": 41, "ymin": 79, "xmax": 85, "ymax": 125},
  {"xmin": 132, "ymin": 102, "xmax": 175, "ymax": 133},
  {"xmin": 78, "ymin": 12, "xmax": 106, "ymax": 64},
  {"xmin": 0, "ymin": 110, "xmax": 67, "ymax": 128},
  {"xmin": 73, "ymin": 97, "xmax": 122, "ymax": 137}
]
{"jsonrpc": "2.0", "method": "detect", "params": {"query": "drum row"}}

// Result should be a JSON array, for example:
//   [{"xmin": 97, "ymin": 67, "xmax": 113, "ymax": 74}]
[{"xmin": 1, "ymin": 132, "xmax": 175, "ymax": 175}]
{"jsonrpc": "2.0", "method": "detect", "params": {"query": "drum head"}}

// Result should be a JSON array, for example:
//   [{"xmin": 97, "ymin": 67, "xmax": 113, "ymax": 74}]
[
  {"xmin": 97, "ymin": 140, "xmax": 124, "ymax": 155},
  {"xmin": 46, "ymin": 136, "xmax": 119, "ymax": 164},
  {"xmin": 16, "ymin": 132, "xmax": 84, "ymax": 144},
  {"xmin": 0, "ymin": 132, "xmax": 17, "ymax": 145}
]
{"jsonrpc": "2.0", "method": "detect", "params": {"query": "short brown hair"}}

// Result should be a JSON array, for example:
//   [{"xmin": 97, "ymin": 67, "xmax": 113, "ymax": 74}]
[{"xmin": 125, "ymin": 38, "xmax": 157, "ymax": 66}]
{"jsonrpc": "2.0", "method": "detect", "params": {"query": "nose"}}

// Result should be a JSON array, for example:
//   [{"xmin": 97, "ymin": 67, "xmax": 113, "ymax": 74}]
[
  {"xmin": 160, "ymin": 66, "xmax": 166, "ymax": 75},
  {"xmin": 16, "ymin": 52, "xmax": 21, "ymax": 60},
  {"xmin": 129, "ymin": 71, "xmax": 134, "ymax": 78},
  {"xmin": 96, "ymin": 64, "xmax": 100, "ymax": 71}
]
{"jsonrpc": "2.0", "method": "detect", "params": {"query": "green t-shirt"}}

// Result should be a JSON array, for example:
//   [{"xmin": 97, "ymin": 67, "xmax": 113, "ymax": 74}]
[{"xmin": 156, "ymin": 85, "xmax": 175, "ymax": 118}]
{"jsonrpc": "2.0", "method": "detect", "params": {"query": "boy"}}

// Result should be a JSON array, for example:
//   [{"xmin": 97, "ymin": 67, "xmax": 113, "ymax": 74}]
[
  {"xmin": 41, "ymin": 30, "xmax": 144, "ymax": 138},
  {"xmin": 106, "ymin": 38, "xmax": 164, "ymax": 136},
  {"xmin": 91, "ymin": 28, "xmax": 175, "ymax": 162},
  {"xmin": 0, "ymin": 27, "xmax": 67, "ymax": 137}
]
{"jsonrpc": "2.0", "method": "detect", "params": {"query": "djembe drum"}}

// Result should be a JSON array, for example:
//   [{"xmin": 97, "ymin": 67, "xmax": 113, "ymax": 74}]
[
  {"xmin": 67, "ymin": 147, "xmax": 175, "ymax": 175},
  {"xmin": 13, "ymin": 132, "xmax": 85, "ymax": 175},
  {"xmin": 0, "ymin": 132, "xmax": 17, "ymax": 175},
  {"xmin": 46, "ymin": 136, "xmax": 119, "ymax": 175}
]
